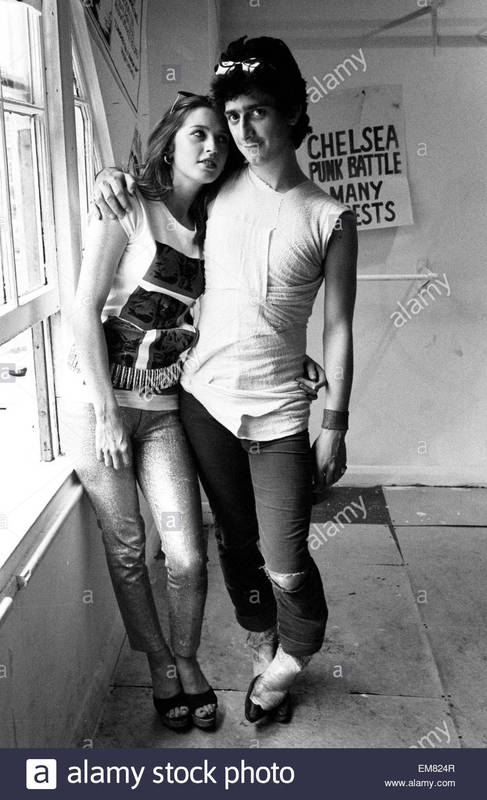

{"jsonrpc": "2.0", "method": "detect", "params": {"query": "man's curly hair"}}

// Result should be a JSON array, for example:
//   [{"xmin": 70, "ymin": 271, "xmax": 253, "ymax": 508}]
[{"xmin": 211, "ymin": 36, "xmax": 312, "ymax": 149}]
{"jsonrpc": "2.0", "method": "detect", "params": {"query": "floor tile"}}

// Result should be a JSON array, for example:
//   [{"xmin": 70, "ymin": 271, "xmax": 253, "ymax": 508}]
[
  {"xmin": 314, "ymin": 575, "xmax": 442, "ymax": 697},
  {"xmin": 383, "ymin": 487, "xmax": 487, "ymax": 526},
  {"xmin": 94, "ymin": 687, "xmax": 459, "ymax": 749},
  {"xmin": 308, "ymin": 523, "xmax": 402, "ymax": 565},
  {"xmin": 397, "ymin": 526, "xmax": 487, "ymax": 747},
  {"xmin": 113, "ymin": 529, "xmax": 440, "ymax": 701},
  {"xmin": 312, "ymin": 486, "xmax": 390, "ymax": 524},
  {"xmin": 95, "ymin": 498, "xmax": 487, "ymax": 749},
  {"xmin": 309, "ymin": 524, "xmax": 440, "ymax": 697}
]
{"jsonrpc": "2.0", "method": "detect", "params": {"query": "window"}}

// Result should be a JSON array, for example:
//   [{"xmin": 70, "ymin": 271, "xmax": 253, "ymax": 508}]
[
  {"xmin": 0, "ymin": 1, "xmax": 57, "ymax": 314},
  {"xmin": 0, "ymin": 1, "xmax": 100, "ymax": 466},
  {"xmin": 0, "ymin": 1, "xmax": 61, "ymax": 571},
  {"xmin": 0, "ymin": 0, "xmax": 58, "ymax": 469},
  {"xmin": 0, "ymin": 0, "xmax": 108, "ymax": 573}
]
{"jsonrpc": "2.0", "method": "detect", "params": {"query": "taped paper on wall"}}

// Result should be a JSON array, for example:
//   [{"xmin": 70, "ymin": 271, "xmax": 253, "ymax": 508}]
[
  {"xmin": 300, "ymin": 85, "xmax": 413, "ymax": 229},
  {"xmin": 84, "ymin": 0, "xmax": 143, "ymax": 111}
]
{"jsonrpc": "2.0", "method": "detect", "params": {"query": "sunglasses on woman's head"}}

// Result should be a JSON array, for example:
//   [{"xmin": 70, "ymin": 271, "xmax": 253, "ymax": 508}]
[{"xmin": 169, "ymin": 91, "xmax": 199, "ymax": 114}]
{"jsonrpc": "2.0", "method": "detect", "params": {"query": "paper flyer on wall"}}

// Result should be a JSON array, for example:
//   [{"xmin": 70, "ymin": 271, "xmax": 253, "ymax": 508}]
[
  {"xmin": 83, "ymin": 0, "xmax": 143, "ymax": 111},
  {"xmin": 300, "ymin": 84, "xmax": 414, "ymax": 230}
]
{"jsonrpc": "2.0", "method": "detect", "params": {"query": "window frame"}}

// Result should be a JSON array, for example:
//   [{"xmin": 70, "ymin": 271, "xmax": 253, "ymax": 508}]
[
  {"xmin": 72, "ymin": 37, "xmax": 101, "ymax": 244},
  {"xmin": 0, "ymin": 2, "xmax": 59, "ymax": 348},
  {"xmin": 0, "ymin": 0, "xmax": 114, "ymax": 585}
]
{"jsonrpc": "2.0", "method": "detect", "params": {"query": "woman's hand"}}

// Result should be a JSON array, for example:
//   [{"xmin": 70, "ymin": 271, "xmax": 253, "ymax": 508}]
[
  {"xmin": 311, "ymin": 429, "xmax": 347, "ymax": 504},
  {"xmin": 93, "ymin": 168, "xmax": 136, "ymax": 220},
  {"xmin": 95, "ymin": 408, "xmax": 132, "ymax": 470},
  {"xmin": 296, "ymin": 355, "xmax": 327, "ymax": 401}
]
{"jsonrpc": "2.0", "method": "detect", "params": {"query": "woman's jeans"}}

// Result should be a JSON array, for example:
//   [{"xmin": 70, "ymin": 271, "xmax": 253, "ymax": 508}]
[
  {"xmin": 60, "ymin": 402, "xmax": 207, "ymax": 656},
  {"xmin": 179, "ymin": 388, "xmax": 328, "ymax": 658}
]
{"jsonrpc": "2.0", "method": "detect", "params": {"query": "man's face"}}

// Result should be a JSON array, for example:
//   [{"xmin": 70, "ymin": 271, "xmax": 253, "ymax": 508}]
[{"xmin": 224, "ymin": 90, "xmax": 294, "ymax": 166}]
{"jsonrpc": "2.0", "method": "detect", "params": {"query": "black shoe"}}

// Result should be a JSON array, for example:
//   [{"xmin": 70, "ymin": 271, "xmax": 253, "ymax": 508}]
[
  {"xmin": 153, "ymin": 692, "xmax": 191, "ymax": 731},
  {"xmin": 244, "ymin": 675, "xmax": 268, "ymax": 722},
  {"xmin": 245, "ymin": 675, "xmax": 293, "ymax": 723},
  {"xmin": 186, "ymin": 687, "xmax": 218, "ymax": 731},
  {"xmin": 271, "ymin": 692, "xmax": 292, "ymax": 724}
]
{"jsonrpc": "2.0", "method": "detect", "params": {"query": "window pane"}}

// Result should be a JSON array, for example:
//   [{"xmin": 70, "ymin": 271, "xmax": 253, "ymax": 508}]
[
  {"xmin": 5, "ymin": 111, "xmax": 46, "ymax": 296},
  {"xmin": 0, "ymin": 143, "xmax": 12, "ymax": 306},
  {"xmin": 0, "ymin": 238, "xmax": 6, "ymax": 307},
  {"xmin": 75, "ymin": 104, "xmax": 91, "ymax": 243},
  {"xmin": 0, "ymin": 201, "xmax": 8, "ymax": 307},
  {"xmin": 73, "ymin": 48, "xmax": 95, "ymax": 245},
  {"xmin": 72, "ymin": 44, "xmax": 83, "ymax": 99},
  {"xmin": 0, "ymin": 328, "xmax": 39, "ymax": 470},
  {"xmin": 73, "ymin": 70, "xmax": 82, "ymax": 99},
  {"xmin": 0, "ymin": 3, "xmax": 33, "ymax": 104}
]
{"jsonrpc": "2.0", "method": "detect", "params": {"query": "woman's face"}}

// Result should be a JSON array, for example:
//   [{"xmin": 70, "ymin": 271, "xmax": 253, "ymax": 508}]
[{"xmin": 170, "ymin": 107, "xmax": 230, "ymax": 188}]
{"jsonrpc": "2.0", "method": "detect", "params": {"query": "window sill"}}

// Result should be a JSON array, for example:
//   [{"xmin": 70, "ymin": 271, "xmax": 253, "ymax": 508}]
[
  {"xmin": 0, "ymin": 455, "xmax": 76, "ymax": 568},
  {"xmin": 0, "ymin": 456, "xmax": 84, "ymax": 630}
]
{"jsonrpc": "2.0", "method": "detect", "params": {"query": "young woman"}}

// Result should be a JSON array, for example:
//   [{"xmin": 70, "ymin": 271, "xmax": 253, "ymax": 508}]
[{"xmin": 61, "ymin": 94, "xmax": 235, "ymax": 732}]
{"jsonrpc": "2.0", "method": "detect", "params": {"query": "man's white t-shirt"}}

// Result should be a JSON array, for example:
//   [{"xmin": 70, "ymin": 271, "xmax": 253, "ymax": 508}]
[{"xmin": 181, "ymin": 165, "xmax": 349, "ymax": 439}]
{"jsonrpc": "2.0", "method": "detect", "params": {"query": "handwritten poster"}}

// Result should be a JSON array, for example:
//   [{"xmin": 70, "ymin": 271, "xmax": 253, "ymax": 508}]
[
  {"xmin": 84, "ymin": 0, "xmax": 143, "ymax": 111},
  {"xmin": 300, "ymin": 85, "xmax": 413, "ymax": 229}
]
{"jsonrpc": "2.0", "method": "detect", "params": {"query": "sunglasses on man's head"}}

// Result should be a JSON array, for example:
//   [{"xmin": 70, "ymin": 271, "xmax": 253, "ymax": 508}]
[{"xmin": 214, "ymin": 58, "xmax": 277, "ymax": 76}]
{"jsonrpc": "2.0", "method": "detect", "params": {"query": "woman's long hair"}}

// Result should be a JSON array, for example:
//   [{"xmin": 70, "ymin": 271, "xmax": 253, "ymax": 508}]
[{"xmin": 135, "ymin": 94, "xmax": 242, "ymax": 248}]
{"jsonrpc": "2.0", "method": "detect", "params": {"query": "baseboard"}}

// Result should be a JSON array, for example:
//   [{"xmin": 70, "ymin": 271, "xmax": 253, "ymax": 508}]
[
  {"xmin": 337, "ymin": 465, "xmax": 487, "ymax": 487},
  {"xmin": 201, "ymin": 468, "xmax": 487, "ymax": 501}
]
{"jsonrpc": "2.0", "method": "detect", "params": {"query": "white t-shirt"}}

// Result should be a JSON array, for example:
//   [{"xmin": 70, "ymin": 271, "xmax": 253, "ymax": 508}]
[
  {"xmin": 181, "ymin": 166, "xmax": 349, "ymax": 438},
  {"xmin": 65, "ymin": 192, "xmax": 204, "ymax": 411}
]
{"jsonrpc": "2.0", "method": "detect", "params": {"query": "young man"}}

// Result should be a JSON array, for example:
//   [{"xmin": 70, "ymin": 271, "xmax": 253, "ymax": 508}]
[{"xmin": 93, "ymin": 36, "xmax": 357, "ymax": 723}]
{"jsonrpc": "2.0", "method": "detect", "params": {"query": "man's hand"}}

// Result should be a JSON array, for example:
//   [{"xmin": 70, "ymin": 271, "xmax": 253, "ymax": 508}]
[
  {"xmin": 296, "ymin": 355, "xmax": 327, "ymax": 401},
  {"xmin": 311, "ymin": 429, "xmax": 347, "ymax": 504},
  {"xmin": 93, "ymin": 167, "xmax": 136, "ymax": 220}
]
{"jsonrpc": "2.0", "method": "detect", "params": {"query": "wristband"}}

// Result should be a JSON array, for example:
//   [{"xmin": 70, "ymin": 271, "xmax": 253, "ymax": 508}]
[{"xmin": 321, "ymin": 408, "xmax": 348, "ymax": 431}]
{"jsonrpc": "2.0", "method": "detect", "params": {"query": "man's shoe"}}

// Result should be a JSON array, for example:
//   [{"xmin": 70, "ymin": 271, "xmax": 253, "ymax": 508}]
[
  {"xmin": 244, "ymin": 675, "xmax": 268, "ymax": 722},
  {"xmin": 271, "ymin": 692, "xmax": 292, "ymax": 724}
]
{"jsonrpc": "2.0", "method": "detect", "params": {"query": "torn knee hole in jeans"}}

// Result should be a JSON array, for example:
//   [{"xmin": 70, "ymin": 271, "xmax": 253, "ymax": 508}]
[{"xmin": 267, "ymin": 569, "xmax": 306, "ymax": 592}]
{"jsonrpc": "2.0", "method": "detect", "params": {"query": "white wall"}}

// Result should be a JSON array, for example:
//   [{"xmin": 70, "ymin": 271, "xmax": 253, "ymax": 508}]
[
  {"xmin": 304, "ymin": 46, "xmax": 486, "ymax": 485},
  {"xmin": 146, "ymin": 0, "xmax": 220, "ymax": 132},
  {"xmin": 0, "ymin": 496, "xmax": 124, "ymax": 747}
]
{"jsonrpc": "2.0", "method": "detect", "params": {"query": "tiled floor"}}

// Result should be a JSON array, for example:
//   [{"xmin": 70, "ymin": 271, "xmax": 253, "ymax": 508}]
[{"xmin": 93, "ymin": 487, "xmax": 487, "ymax": 748}]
